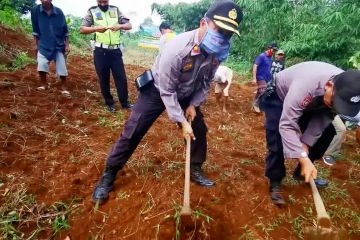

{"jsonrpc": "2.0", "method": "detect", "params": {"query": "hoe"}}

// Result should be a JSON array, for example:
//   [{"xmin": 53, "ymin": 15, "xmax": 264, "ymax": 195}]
[
  {"xmin": 304, "ymin": 178, "xmax": 347, "ymax": 240},
  {"xmin": 180, "ymin": 132, "xmax": 193, "ymax": 227}
]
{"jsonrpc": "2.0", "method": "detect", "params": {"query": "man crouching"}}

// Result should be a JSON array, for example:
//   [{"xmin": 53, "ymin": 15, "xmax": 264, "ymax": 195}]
[{"xmin": 214, "ymin": 65, "xmax": 233, "ymax": 113}]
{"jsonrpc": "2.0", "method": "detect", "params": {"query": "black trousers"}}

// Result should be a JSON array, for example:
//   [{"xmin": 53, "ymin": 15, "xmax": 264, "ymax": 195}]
[
  {"xmin": 260, "ymin": 92, "xmax": 336, "ymax": 182},
  {"xmin": 93, "ymin": 47, "xmax": 129, "ymax": 107},
  {"xmin": 106, "ymin": 83, "xmax": 208, "ymax": 169}
]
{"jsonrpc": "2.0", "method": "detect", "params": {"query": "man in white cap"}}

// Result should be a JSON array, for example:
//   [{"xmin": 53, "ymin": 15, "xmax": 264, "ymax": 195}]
[{"xmin": 271, "ymin": 49, "xmax": 285, "ymax": 78}]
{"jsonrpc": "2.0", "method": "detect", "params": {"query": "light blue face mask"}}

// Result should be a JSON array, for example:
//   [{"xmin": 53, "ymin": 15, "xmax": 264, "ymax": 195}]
[{"xmin": 199, "ymin": 21, "xmax": 230, "ymax": 62}]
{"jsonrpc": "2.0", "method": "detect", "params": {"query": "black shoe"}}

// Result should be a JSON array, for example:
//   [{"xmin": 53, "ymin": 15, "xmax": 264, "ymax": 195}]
[
  {"xmin": 121, "ymin": 103, "xmax": 133, "ymax": 109},
  {"xmin": 190, "ymin": 165, "xmax": 215, "ymax": 187},
  {"xmin": 92, "ymin": 166, "xmax": 119, "ymax": 204},
  {"xmin": 292, "ymin": 173, "xmax": 329, "ymax": 188},
  {"xmin": 269, "ymin": 182, "xmax": 286, "ymax": 205},
  {"xmin": 107, "ymin": 105, "xmax": 116, "ymax": 113}
]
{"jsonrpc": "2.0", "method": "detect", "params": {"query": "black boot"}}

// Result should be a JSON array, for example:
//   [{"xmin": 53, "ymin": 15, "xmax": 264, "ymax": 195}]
[
  {"xmin": 269, "ymin": 181, "xmax": 285, "ymax": 206},
  {"xmin": 190, "ymin": 164, "xmax": 215, "ymax": 187},
  {"xmin": 92, "ymin": 166, "xmax": 119, "ymax": 204}
]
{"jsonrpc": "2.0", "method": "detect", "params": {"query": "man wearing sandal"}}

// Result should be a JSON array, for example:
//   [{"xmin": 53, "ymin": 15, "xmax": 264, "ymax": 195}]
[{"xmin": 31, "ymin": 0, "xmax": 70, "ymax": 97}]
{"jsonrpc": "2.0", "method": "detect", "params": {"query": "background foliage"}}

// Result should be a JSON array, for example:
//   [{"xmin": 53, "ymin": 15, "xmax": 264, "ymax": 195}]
[
  {"xmin": 0, "ymin": 0, "xmax": 359, "ymax": 73},
  {"xmin": 0, "ymin": 0, "xmax": 35, "ymax": 14},
  {"xmin": 153, "ymin": 0, "xmax": 360, "ymax": 72}
]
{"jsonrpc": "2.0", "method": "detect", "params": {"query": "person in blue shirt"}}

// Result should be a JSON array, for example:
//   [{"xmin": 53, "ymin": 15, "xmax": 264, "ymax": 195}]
[
  {"xmin": 252, "ymin": 43, "xmax": 278, "ymax": 112},
  {"xmin": 31, "ymin": 0, "xmax": 70, "ymax": 97}
]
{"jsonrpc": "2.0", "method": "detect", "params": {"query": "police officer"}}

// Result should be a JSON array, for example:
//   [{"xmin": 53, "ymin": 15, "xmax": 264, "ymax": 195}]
[
  {"xmin": 259, "ymin": 61, "xmax": 360, "ymax": 205},
  {"xmin": 80, "ymin": 0, "xmax": 132, "ymax": 112},
  {"xmin": 92, "ymin": 0, "xmax": 243, "ymax": 205}
]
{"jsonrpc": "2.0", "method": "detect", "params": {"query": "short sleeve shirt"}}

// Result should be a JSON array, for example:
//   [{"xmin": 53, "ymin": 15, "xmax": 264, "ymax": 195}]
[{"xmin": 254, "ymin": 52, "xmax": 273, "ymax": 82}]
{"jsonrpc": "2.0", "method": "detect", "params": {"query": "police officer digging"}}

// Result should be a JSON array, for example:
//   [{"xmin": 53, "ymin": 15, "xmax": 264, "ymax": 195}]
[
  {"xmin": 259, "ymin": 61, "xmax": 360, "ymax": 205},
  {"xmin": 80, "ymin": 0, "xmax": 132, "ymax": 112},
  {"xmin": 92, "ymin": 0, "xmax": 243, "ymax": 205}
]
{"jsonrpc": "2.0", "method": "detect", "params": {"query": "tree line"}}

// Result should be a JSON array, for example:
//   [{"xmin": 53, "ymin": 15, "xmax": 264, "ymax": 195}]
[
  {"xmin": 153, "ymin": 0, "xmax": 360, "ymax": 70},
  {"xmin": 1, "ymin": 0, "xmax": 359, "ymax": 71}
]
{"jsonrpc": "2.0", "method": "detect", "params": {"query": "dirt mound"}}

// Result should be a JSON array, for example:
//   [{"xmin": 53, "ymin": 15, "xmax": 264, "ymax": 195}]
[
  {"xmin": 0, "ymin": 28, "xmax": 359, "ymax": 240},
  {"xmin": 0, "ymin": 25, "xmax": 33, "ymax": 66}
]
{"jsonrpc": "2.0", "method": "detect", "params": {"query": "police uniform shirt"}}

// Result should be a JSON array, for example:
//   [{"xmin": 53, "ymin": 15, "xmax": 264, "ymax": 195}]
[
  {"xmin": 81, "ymin": 6, "xmax": 129, "ymax": 28},
  {"xmin": 151, "ymin": 29, "xmax": 219, "ymax": 123},
  {"xmin": 275, "ymin": 61, "xmax": 343, "ymax": 159}
]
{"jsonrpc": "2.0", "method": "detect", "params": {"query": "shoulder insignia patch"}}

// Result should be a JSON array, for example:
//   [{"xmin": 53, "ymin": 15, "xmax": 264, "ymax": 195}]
[
  {"xmin": 95, "ymin": 12, "xmax": 103, "ymax": 20},
  {"xmin": 301, "ymin": 95, "xmax": 313, "ymax": 108}
]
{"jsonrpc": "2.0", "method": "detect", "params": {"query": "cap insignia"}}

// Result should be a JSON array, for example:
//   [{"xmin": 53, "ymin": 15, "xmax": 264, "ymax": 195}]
[
  {"xmin": 350, "ymin": 96, "xmax": 360, "ymax": 103},
  {"xmin": 228, "ymin": 8, "xmax": 237, "ymax": 20}
]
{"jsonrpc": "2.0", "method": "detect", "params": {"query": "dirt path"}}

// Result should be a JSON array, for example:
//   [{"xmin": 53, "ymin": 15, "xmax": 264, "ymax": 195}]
[{"xmin": 0, "ymin": 27, "xmax": 359, "ymax": 240}]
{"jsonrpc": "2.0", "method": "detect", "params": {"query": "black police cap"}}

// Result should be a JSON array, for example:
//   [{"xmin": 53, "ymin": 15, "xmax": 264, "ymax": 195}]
[
  {"xmin": 205, "ymin": 0, "xmax": 243, "ymax": 36},
  {"xmin": 333, "ymin": 70, "xmax": 360, "ymax": 117}
]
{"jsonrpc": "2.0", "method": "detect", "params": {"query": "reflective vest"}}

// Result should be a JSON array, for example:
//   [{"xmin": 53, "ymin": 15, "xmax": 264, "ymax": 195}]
[
  {"xmin": 164, "ymin": 32, "xmax": 176, "ymax": 43},
  {"xmin": 90, "ymin": 6, "xmax": 120, "ymax": 45}
]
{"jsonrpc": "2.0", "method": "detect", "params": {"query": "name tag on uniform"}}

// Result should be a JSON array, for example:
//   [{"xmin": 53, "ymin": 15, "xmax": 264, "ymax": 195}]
[
  {"xmin": 109, "ymin": 10, "xmax": 117, "ymax": 18},
  {"xmin": 181, "ymin": 57, "xmax": 194, "ymax": 72},
  {"xmin": 95, "ymin": 12, "xmax": 103, "ymax": 20}
]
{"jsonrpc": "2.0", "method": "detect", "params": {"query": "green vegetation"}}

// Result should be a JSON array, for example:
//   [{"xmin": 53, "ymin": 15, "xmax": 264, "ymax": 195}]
[
  {"xmin": 0, "ymin": 182, "xmax": 79, "ymax": 239},
  {"xmin": 12, "ymin": 51, "xmax": 35, "ymax": 70},
  {"xmin": 1, "ymin": 0, "xmax": 359, "ymax": 74},
  {"xmin": 0, "ymin": 0, "xmax": 35, "ymax": 14},
  {"xmin": 0, "ymin": 46, "xmax": 35, "ymax": 71},
  {"xmin": 153, "ymin": 0, "xmax": 360, "ymax": 73}
]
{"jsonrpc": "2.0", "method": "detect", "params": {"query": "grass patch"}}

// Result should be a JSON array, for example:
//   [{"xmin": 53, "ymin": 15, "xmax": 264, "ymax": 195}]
[
  {"xmin": 96, "ymin": 111, "xmax": 124, "ymax": 130},
  {"xmin": 239, "ymin": 225, "xmax": 258, "ymax": 240},
  {"xmin": 116, "ymin": 191, "xmax": 130, "ymax": 200},
  {"xmin": 0, "ymin": 64, "xmax": 7, "ymax": 72},
  {"xmin": 11, "ymin": 52, "xmax": 35, "ymax": 70},
  {"xmin": 328, "ymin": 205, "xmax": 360, "ymax": 235},
  {"xmin": 0, "ymin": 182, "xmax": 79, "ymax": 239},
  {"xmin": 255, "ymin": 214, "xmax": 286, "ymax": 236},
  {"xmin": 321, "ymin": 182, "xmax": 349, "ymax": 201}
]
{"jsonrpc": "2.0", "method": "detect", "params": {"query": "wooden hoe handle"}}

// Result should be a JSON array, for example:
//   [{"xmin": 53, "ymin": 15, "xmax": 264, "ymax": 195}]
[
  {"xmin": 181, "ymin": 135, "xmax": 192, "ymax": 215},
  {"xmin": 309, "ymin": 178, "xmax": 331, "ymax": 228}
]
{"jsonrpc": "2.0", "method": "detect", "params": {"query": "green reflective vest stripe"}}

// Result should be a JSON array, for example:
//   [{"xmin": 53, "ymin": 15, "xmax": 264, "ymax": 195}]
[{"xmin": 91, "ymin": 6, "xmax": 120, "ymax": 45}]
